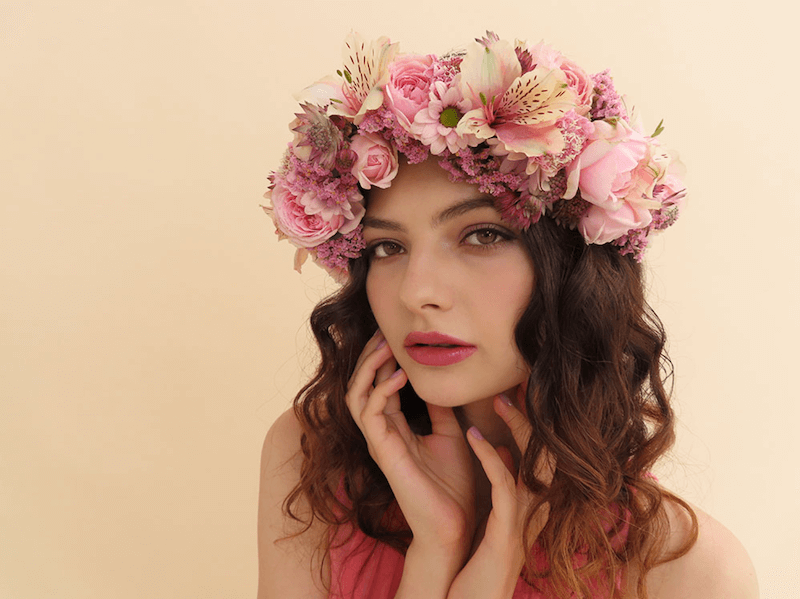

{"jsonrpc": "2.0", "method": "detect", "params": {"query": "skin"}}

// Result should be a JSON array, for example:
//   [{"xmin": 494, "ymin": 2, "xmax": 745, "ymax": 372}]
[
  {"xmin": 363, "ymin": 157, "xmax": 533, "ymax": 467},
  {"xmin": 341, "ymin": 157, "xmax": 759, "ymax": 598},
  {"xmin": 354, "ymin": 156, "xmax": 548, "ymax": 563}
]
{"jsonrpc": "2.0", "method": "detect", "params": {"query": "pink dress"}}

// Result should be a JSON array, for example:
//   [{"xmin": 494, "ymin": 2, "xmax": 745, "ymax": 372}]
[{"xmin": 328, "ymin": 475, "xmax": 629, "ymax": 598}]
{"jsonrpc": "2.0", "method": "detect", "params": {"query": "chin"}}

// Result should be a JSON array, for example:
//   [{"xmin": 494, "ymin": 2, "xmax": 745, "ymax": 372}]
[{"xmin": 404, "ymin": 372, "xmax": 515, "ymax": 407}]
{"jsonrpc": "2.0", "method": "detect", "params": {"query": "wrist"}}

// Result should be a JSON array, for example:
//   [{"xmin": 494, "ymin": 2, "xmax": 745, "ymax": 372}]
[
  {"xmin": 445, "ymin": 540, "xmax": 525, "ymax": 599},
  {"xmin": 394, "ymin": 541, "xmax": 464, "ymax": 599}
]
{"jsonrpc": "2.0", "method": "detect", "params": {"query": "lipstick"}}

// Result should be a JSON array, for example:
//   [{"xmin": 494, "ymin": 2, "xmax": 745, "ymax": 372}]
[{"xmin": 404, "ymin": 331, "xmax": 477, "ymax": 367}]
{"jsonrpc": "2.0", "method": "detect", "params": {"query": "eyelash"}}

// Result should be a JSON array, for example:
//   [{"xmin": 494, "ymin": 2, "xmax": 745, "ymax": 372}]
[{"xmin": 366, "ymin": 225, "xmax": 515, "ymax": 260}]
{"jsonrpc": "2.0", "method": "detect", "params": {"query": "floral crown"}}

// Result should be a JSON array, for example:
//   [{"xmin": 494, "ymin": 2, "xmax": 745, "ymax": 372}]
[{"xmin": 263, "ymin": 32, "xmax": 686, "ymax": 281}]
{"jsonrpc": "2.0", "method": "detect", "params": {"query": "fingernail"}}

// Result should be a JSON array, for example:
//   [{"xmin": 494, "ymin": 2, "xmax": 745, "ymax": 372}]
[
  {"xmin": 376, "ymin": 338, "xmax": 387, "ymax": 349},
  {"xmin": 499, "ymin": 393, "xmax": 514, "ymax": 407},
  {"xmin": 468, "ymin": 426, "xmax": 484, "ymax": 440},
  {"xmin": 390, "ymin": 367, "xmax": 404, "ymax": 379}
]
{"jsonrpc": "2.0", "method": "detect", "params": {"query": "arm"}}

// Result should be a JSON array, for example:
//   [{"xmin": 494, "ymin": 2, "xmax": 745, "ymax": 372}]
[
  {"xmin": 445, "ymin": 534, "xmax": 524, "ymax": 599},
  {"xmin": 393, "ymin": 541, "xmax": 468, "ymax": 599},
  {"xmin": 256, "ymin": 409, "xmax": 329, "ymax": 599},
  {"xmin": 644, "ymin": 502, "xmax": 759, "ymax": 599}
]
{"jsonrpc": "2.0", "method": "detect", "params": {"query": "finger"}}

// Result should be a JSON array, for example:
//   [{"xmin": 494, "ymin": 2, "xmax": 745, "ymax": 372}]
[
  {"xmin": 347, "ymin": 342, "xmax": 393, "ymax": 401},
  {"xmin": 362, "ymin": 367, "xmax": 406, "ymax": 418},
  {"xmin": 361, "ymin": 368, "xmax": 411, "ymax": 446},
  {"xmin": 374, "ymin": 353, "xmax": 396, "ymax": 386},
  {"xmin": 345, "ymin": 343, "xmax": 394, "ymax": 428},
  {"xmin": 348, "ymin": 330, "xmax": 386, "ymax": 388},
  {"xmin": 493, "ymin": 393, "xmax": 533, "ymax": 456},
  {"xmin": 495, "ymin": 445, "xmax": 517, "ymax": 478},
  {"xmin": 494, "ymin": 392, "xmax": 556, "ymax": 486},
  {"xmin": 466, "ymin": 427, "xmax": 518, "ymax": 523},
  {"xmin": 375, "ymin": 355, "xmax": 400, "ymax": 414}
]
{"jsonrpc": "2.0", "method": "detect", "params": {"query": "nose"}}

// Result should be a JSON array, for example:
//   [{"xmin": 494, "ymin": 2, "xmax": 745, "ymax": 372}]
[{"xmin": 398, "ymin": 245, "xmax": 454, "ymax": 313}]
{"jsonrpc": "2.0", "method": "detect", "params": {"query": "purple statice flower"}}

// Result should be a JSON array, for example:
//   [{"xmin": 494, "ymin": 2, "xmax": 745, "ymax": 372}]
[
  {"xmin": 649, "ymin": 185, "xmax": 686, "ymax": 231},
  {"xmin": 314, "ymin": 226, "xmax": 366, "ymax": 271},
  {"xmin": 548, "ymin": 191, "xmax": 591, "ymax": 229},
  {"xmin": 526, "ymin": 170, "xmax": 569, "ymax": 208},
  {"xmin": 590, "ymin": 70, "xmax": 628, "ymax": 121},
  {"xmin": 495, "ymin": 191, "xmax": 542, "ymax": 230},
  {"xmin": 437, "ymin": 147, "xmax": 527, "ymax": 197},
  {"xmin": 533, "ymin": 111, "xmax": 593, "ymax": 175},
  {"xmin": 358, "ymin": 106, "xmax": 429, "ymax": 164},
  {"xmin": 614, "ymin": 229, "xmax": 649, "ymax": 262},
  {"xmin": 284, "ymin": 152, "xmax": 361, "ymax": 217},
  {"xmin": 431, "ymin": 51, "xmax": 464, "ymax": 85}
]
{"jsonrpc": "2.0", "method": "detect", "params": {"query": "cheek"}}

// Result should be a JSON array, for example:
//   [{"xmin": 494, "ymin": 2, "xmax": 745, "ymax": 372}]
[
  {"xmin": 365, "ymin": 271, "xmax": 393, "ymax": 326},
  {"xmin": 485, "ymin": 257, "xmax": 534, "ymax": 322}
]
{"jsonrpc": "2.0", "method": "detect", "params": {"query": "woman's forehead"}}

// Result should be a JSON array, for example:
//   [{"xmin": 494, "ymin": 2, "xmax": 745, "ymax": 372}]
[
  {"xmin": 363, "ymin": 196, "xmax": 502, "ymax": 232},
  {"xmin": 365, "ymin": 159, "xmax": 494, "ymax": 217}
]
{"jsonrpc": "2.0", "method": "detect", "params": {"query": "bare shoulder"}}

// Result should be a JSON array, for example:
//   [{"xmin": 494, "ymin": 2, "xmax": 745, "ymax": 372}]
[
  {"xmin": 644, "ymin": 499, "xmax": 759, "ymax": 599},
  {"xmin": 256, "ymin": 407, "xmax": 331, "ymax": 599}
]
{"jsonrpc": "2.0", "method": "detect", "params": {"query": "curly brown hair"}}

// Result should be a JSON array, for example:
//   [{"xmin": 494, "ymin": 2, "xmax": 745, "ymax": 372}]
[{"xmin": 276, "ymin": 214, "xmax": 697, "ymax": 598}]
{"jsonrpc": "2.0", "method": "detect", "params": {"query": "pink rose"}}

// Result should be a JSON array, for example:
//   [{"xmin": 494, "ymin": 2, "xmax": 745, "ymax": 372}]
[
  {"xmin": 564, "ymin": 120, "xmax": 656, "ymax": 244},
  {"xmin": 579, "ymin": 202, "xmax": 652, "ymax": 244},
  {"xmin": 559, "ymin": 58, "xmax": 594, "ymax": 116},
  {"xmin": 384, "ymin": 54, "xmax": 435, "ymax": 129},
  {"xmin": 350, "ymin": 132, "xmax": 399, "ymax": 189},
  {"xmin": 267, "ymin": 179, "xmax": 340, "ymax": 248},
  {"xmin": 564, "ymin": 120, "xmax": 650, "ymax": 209}
]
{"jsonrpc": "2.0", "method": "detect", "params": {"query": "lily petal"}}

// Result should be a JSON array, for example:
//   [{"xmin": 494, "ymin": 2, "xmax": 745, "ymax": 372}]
[
  {"xmin": 340, "ymin": 32, "xmax": 399, "ymax": 122},
  {"xmin": 457, "ymin": 106, "xmax": 497, "ymax": 140},
  {"xmin": 294, "ymin": 75, "xmax": 346, "ymax": 110},
  {"xmin": 459, "ymin": 38, "xmax": 521, "ymax": 109},
  {"xmin": 495, "ymin": 122, "xmax": 566, "ymax": 157},
  {"xmin": 498, "ymin": 67, "xmax": 575, "ymax": 125}
]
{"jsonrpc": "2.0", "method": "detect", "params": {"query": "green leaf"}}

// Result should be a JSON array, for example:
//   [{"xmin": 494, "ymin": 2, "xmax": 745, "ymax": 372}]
[{"xmin": 652, "ymin": 119, "xmax": 665, "ymax": 138}]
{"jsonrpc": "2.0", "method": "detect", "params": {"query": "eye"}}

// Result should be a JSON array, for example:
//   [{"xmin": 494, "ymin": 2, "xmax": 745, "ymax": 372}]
[
  {"xmin": 462, "ymin": 226, "xmax": 513, "ymax": 247},
  {"xmin": 368, "ymin": 240, "xmax": 404, "ymax": 259}
]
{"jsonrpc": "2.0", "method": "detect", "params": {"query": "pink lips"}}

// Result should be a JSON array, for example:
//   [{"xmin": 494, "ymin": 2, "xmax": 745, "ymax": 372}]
[{"xmin": 404, "ymin": 331, "xmax": 477, "ymax": 366}]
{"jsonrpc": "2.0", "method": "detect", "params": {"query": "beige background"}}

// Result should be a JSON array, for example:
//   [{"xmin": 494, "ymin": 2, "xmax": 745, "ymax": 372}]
[{"xmin": 2, "ymin": 1, "xmax": 798, "ymax": 597}]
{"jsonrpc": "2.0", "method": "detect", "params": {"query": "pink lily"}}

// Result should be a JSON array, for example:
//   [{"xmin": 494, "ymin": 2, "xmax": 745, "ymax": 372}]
[
  {"xmin": 295, "ymin": 32, "xmax": 399, "ymax": 125},
  {"xmin": 456, "ymin": 36, "xmax": 577, "ymax": 158}
]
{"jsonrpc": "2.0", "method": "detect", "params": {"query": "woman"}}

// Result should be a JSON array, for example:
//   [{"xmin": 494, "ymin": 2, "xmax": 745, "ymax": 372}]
[{"xmin": 257, "ymin": 32, "xmax": 757, "ymax": 598}]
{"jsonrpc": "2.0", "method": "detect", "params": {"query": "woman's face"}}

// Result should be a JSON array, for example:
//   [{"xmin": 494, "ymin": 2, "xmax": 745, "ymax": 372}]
[{"xmin": 363, "ymin": 158, "xmax": 535, "ymax": 406}]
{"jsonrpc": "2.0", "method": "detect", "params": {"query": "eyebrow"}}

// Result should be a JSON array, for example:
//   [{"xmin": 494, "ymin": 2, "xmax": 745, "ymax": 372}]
[{"xmin": 361, "ymin": 197, "xmax": 498, "ymax": 233}]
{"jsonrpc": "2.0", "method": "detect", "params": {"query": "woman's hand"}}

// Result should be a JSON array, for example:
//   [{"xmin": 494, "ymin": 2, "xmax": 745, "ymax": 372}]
[
  {"xmin": 345, "ymin": 330, "xmax": 478, "ymax": 559},
  {"xmin": 447, "ymin": 387, "xmax": 555, "ymax": 599}
]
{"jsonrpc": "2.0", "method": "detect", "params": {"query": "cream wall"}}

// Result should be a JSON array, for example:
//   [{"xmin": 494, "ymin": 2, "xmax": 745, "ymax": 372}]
[{"xmin": 1, "ymin": 1, "xmax": 797, "ymax": 598}]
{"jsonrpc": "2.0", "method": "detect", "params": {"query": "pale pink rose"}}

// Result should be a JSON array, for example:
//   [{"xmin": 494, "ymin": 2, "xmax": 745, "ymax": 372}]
[
  {"xmin": 266, "ymin": 179, "xmax": 340, "ymax": 248},
  {"xmin": 559, "ymin": 58, "xmax": 594, "ymax": 116},
  {"xmin": 295, "ymin": 186, "xmax": 365, "ymax": 234},
  {"xmin": 384, "ymin": 54, "xmax": 435, "ymax": 129},
  {"xmin": 579, "ymin": 202, "xmax": 653, "ymax": 244},
  {"xmin": 564, "ymin": 120, "xmax": 660, "ymax": 244},
  {"xmin": 350, "ymin": 132, "xmax": 399, "ymax": 189},
  {"xmin": 564, "ymin": 120, "xmax": 649, "ymax": 210}
]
